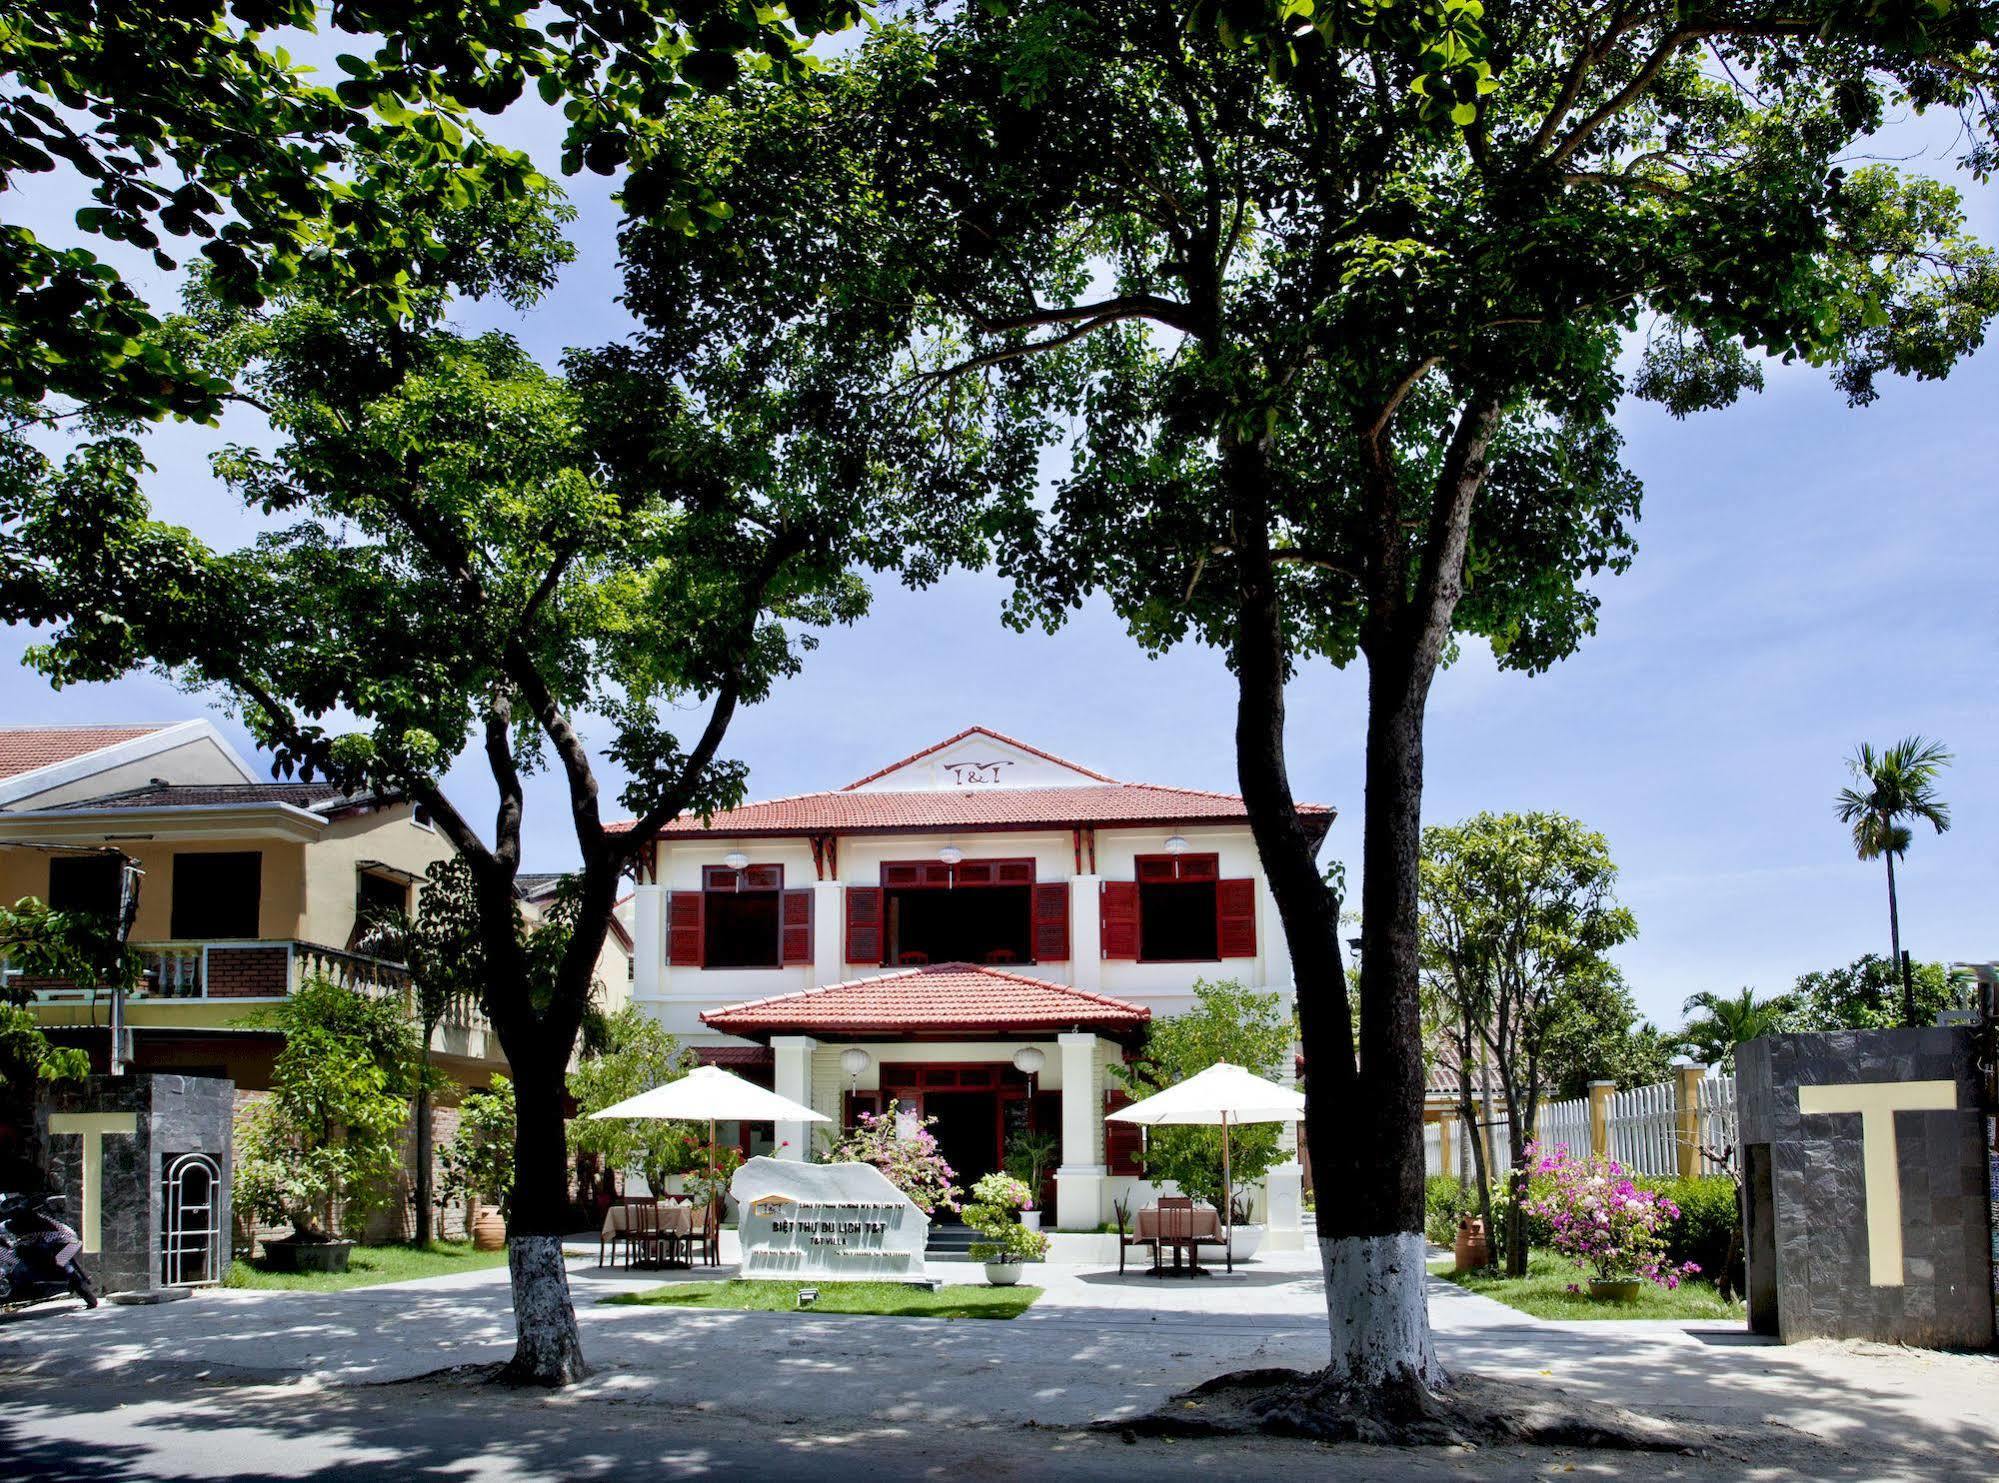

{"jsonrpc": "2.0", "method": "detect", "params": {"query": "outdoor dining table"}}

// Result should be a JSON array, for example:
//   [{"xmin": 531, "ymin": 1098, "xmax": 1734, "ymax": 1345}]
[
  {"xmin": 599, "ymin": 1200, "xmax": 695, "ymax": 1268},
  {"xmin": 1134, "ymin": 1204, "xmax": 1225, "ymax": 1275}
]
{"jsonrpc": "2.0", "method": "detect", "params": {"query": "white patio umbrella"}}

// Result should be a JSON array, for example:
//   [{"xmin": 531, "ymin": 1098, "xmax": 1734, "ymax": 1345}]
[
  {"xmin": 590, "ymin": 1064, "xmax": 830, "ymax": 1188},
  {"xmin": 1107, "ymin": 1062, "xmax": 1306, "ymax": 1261}
]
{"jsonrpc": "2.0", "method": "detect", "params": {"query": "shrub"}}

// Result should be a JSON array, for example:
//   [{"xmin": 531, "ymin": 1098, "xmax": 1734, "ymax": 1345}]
[
  {"xmin": 1519, "ymin": 1142, "xmax": 1698, "ymax": 1289},
  {"xmin": 1647, "ymin": 1175, "xmax": 1742, "ymax": 1291},
  {"xmin": 437, "ymin": 1076, "xmax": 515, "ymax": 1218},
  {"xmin": 1425, "ymin": 1174, "xmax": 1471, "ymax": 1246},
  {"xmin": 963, "ymin": 1172, "xmax": 1049, "ymax": 1264},
  {"xmin": 825, "ymin": 1099, "xmax": 962, "ymax": 1214}
]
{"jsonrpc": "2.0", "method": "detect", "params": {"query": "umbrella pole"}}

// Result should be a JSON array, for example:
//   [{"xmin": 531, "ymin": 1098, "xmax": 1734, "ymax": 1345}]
[{"xmin": 1222, "ymin": 1112, "xmax": 1232, "ymax": 1275}]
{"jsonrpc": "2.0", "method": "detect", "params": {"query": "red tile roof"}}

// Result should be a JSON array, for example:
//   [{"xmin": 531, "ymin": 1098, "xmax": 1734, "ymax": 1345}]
[
  {"xmin": 840, "ymin": 725, "xmax": 1117, "ymax": 790},
  {"xmin": 616, "ymin": 782, "xmax": 1330, "ymax": 838},
  {"xmin": 701, "ymin": 963, "xmax": 1152, "ymax": 1038},
  {"xmin": 0, "ymin": 725, "xmax": 169, "ymax": 781},
  {"xmin": 693, "ymin": 1044, "xmax": 776, "ymax": 1068}
]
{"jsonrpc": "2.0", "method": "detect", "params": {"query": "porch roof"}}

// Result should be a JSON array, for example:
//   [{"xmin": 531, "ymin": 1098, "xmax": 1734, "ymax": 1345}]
[{"xmin": 700, "ymin": 963, "xmax": 1152, "ymax": 1039}]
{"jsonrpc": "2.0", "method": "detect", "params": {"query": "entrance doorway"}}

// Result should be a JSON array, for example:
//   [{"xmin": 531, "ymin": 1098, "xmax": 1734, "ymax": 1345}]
[{"xmin": 925, "ymin": 1091, "xmax": 1002, "ymax": 1195}]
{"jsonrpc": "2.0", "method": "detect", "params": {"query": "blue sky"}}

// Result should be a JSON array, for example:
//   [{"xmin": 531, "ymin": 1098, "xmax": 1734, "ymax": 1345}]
[{"xmin": 4, "ymin": 74, "xmax": 1993, "ymax": 1031}]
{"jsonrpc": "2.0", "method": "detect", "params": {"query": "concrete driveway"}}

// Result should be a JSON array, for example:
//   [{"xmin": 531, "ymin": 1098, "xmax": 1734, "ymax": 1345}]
[{"xmin": 1, "ymin": 1244, "xmax": 1992, "ymax": 1480}]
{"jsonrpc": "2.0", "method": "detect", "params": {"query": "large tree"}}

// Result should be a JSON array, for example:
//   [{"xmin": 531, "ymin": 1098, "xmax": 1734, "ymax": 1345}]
[
  {"xmin": 651, "ymin": 0, "xmax": 1999, "ymax": 1411},
  {"xmin": 0, "ymin": 163, "xmax": 989, "ymax": 1382}
]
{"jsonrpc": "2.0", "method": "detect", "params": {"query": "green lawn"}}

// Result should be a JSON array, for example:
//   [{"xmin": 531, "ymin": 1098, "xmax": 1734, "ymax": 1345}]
[
  {"xmin": 604, "ymin": 1278, "xmax": 1041, "ymax": 1320},
  {"xmin": 224, "ymin": 1240, "xmax": 510, "ymax": 1292},
  {"xmin": 1431, "ymin": 1250, "xmax": 1744, "ymax": 1322}
]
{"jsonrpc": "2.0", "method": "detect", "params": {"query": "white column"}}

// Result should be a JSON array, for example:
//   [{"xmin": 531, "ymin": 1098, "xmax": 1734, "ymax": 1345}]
[
  {"xmin": 631, "ymin": 881, "xmax": 665, "ymax": 1002},
  {"xmin": 771, "ymin": 1035, "xmax": 818, "ymax": 1161},
  {"xmin": 1259, "ymin": 876, "xmax": 1293, "ymax": 991},
  {"xmin": 812, "ymin": 880, "xmax": 843, "ymax": 988},
  {"xmin": 1069, "ymin": 874, "xmax": 1101, "ymax": 992},
  {"xmin": 1053, "ymin": 1032, "xmax": 1107, "ymax": 1230}
]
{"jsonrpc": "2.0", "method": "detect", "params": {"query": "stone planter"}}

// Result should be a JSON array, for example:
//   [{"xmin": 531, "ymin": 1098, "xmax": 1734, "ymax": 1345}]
[
  {"xmin": 1589, "ymin": 1277, "xmax": 1643, "ymax": 1304},
  {"xmin": 1205, "ymin": 1223, "xmax": 1264, "ymax": 1262},
  {"xmin": 983, "ymin": 1261, "xmax": 1023, "ymax": 1287},
  {"xmin": 263, "ymin": 1238, "xmax": 355, "ymax": 1275},
  {"xmin": 1019, "ymin": 1210, "xmax": 1042, "ymax": 1232},
  {"xmin": 470, "ymin": 1205, "xmax": 507, "ymax": 1252}
]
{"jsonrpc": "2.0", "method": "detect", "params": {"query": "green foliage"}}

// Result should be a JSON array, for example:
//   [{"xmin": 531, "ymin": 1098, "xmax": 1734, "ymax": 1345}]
[
  {"xmin": 1111, "ymin": 980, "xmax": 1293, "ymax": 1218},
  {"xmin": 1786, "ymin": 954, "xmax": 1960, "ymax": 1033},
  {"xmin": 235, "ymin": 977, "xmax": 422, "ymax": 1241},
  {"xmin": 1002, "ymin": 1127, "xmax": 1059, "ymax": 1204},
  {"xmin": 0, "ymin": 895, "xmax": 136, "ymax": 1094},
  {"xmin": 1645, "ymin": 1175, "xmax": 1743, "ymax": 1294},
  {"xmin": 826, "ymin": 1100, "xmax": 964, "ymax": 1215},
  {"xmin": 437, "ymin": 1077, "xmax": 517, "ymax": 1216},
  {"xmin": 565, "ymin": 1007, "xmax": 698, "ymax": 1192},
  {"xmin": 1438, "ymin": 1250, "xmax": 1740, "ymax": 1322},
  {"xmin": 1425, "ymin": 1173, "xmax": 1473, "ymax": 1247},
  {"xmin": 1680, "ymin": 988, "xmax": 1793, "ymax": 1068},
  {"xmin": 1836, "ymin": 736, "xmax": 1952, "ymax": 866},
  {"xmin": 606, "ymin": 1278, "xmax": 1041, "ymax": 1319},
  {"xmin": 0, "ymin": 0, "xmax": 864, "ymax": 421}
]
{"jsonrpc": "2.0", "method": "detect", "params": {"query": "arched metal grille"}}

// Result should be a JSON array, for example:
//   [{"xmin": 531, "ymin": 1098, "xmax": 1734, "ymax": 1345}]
[{"xmin": 160, "ymin": 1152, "xmax": 223, "ymax": 1286}]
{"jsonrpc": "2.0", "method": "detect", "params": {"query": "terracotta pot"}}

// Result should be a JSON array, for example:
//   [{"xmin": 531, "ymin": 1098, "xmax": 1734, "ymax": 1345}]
[
  {"xmin": 1589, "ymin": 1277, "xmax": 1643, "ymax": 1304},
  {"xmin": 470, "ymin": 1204, "xmax": 507, "ymax": 1252},
  {"xmin": 1453, "ymin": 1216, "xmax": 1489, "ymax": 1273}
]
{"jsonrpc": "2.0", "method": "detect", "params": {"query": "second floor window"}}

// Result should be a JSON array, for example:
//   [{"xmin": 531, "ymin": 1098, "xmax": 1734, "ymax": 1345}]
[
  {"xmin": 702, "ymin": 864, "xmax": 783, "ymax": 968},
  {"xmin": 1135, "ymin": 853, "xmax": 1221, "ymax": 961},
  {"xmin": 170, "ymin": 851, "xmax": 262, "ymax": 940},
  {"xmin": 48, "ymin": 854, "xmax": 123, "ymax": 923}
]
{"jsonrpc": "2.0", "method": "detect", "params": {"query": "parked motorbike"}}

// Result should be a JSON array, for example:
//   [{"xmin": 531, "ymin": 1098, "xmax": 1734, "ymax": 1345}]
[{"xmin": 0, "ymin": 1192, "xmax": 100, "ymax": 1309}]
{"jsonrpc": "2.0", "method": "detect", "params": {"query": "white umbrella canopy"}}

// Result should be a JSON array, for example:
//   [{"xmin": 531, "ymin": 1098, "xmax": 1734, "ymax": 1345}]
[
  {"xmin": 1106, "ymin": 1062, "xmax": 1304, "ymax": 1265},
  {"xmin": 1106, "ymin": 1062, "xmax": 1304, "ymax": 1127},
  {"xmin": 588, "ymin": 1064, "xmax": 830, "ymax": 1125}
]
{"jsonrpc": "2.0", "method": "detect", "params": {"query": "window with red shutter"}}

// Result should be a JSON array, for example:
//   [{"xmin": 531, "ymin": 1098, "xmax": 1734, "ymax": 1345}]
[
  {"xmin": 1104, "ymin": 1088, "xmax": 1144, "ymax": 1174},
  {"xmin": 1216, "ymin": 878, "xmax": 1257, "ymax": 958},
  {"xmin": 1130, "ymin": 854, "xmax": 1226, "ymax": 961},
  {"xmin": 845, "ymin": 886, "xmax": 884, "ymax": 965},
  {"xmin": 780, "ymin": 888, "xmax": 813, "ymax": 965},
  {"xmin": 1032, "ymin": 882, "xmax": 1070, "ymax": 961},
  {"xmin": 667, "ymin": 892, "xmax": 703, "ymax": 966},
  {"xmin": 1100, "ymin": 880, "xmax": 1140, "ymax": 959}
]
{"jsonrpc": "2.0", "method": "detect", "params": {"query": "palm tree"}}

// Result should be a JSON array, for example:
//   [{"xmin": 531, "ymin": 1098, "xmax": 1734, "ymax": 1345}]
[
  {"xmin": 1835, "ymin": 737, "xmax": 1952, "ymax": 1025},
  {"xmin": 1680, "ymin": 987, "xmax": 1790, "ymax": 1064}
]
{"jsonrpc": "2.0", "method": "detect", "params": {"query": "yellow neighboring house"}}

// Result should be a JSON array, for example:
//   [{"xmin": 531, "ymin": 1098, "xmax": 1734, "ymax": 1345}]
[{"xmin": 1, "ymin": 723, "xmax": 632, "ymax": 1096}]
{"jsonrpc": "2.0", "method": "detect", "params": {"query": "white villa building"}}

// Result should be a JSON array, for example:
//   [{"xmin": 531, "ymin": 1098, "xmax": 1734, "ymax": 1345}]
[{"xmin": 618, "ymin": 727, "xmax": 1332, "ymax": 1247}]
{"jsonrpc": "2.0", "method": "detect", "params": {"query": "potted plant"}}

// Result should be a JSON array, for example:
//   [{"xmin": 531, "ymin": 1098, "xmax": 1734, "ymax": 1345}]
[
  {"xmin": 1521, "ymin": 1142, "xmax": 1698, "ymax": 1301},
  {"xmin": 963, "ymin": 1172, "xmax": 1048, "ymax": 1285},
  {"xmin": 437, "ymin": 1078, "xmax": 516, "ymax": 1251},
  {"xmin": 236, "ymin": 978, "xmax": 420, "ymax": 1273},
  {"xmin": 1003, "ymin": 1128, "xmax": 1058, "ymax": 1232}
]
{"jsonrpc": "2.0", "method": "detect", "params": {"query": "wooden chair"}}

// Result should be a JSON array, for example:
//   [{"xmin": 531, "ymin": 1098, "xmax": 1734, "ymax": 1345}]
[
  {"xmin": 1155, "ymin": 1195, "xmax": 1197, "ymax": 1276},
  {"xmin": 686, "ymin": 1200, "xmax": 721, "ymax": 1267},
  {"xmin": 1114, "ymin": 1197, "xmax": 1157, "ymax": 1277},
  {"xmin": 896, "ymin": 950, "xmax": 930, "ymax": 966},
  {"xmin": 620, "ymin": 1196, "xmax": 663, "ymax": 1268}
]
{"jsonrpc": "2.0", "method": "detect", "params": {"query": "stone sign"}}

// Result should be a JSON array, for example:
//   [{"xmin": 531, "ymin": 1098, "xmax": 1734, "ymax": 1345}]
[
  {"xmin": 729, "ymin": 1156, "xmax": 928, "ymax": 1280},
  {"xmin": 1738, "ymin": 1028, "xmax": 1995, "ymax": 1349}
]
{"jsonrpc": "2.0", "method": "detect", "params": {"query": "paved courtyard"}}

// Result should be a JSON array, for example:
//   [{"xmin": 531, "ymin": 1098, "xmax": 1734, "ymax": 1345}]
[{"xmin": 2, "ymin": 1240, "xmax": 1993, "ymax": 1480}]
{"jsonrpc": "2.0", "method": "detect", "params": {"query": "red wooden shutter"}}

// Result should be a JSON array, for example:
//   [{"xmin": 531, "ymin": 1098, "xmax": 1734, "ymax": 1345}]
[
  {"xmin": 1100, "ymin": 880, "xmax": 1139, "ymax": 959},
  {"xmin": 743, "ymin": 864, "xmax": 783, "ymax": 891},
  {"xmin": 1104, "ymin": 1089, "xmax": 1144, "ymax": 1175},
  {"xmin": 1216, "ymin": 878, "xmax": 1257, "ymax": 958},
  {"xmin": 781, "ymin": 888, "xmax": 813, "ymax": 965},
  {"xmin": 667, "ymin": 891, "xmax": 704, "ymax": 966},
  {"xmin": 1135, "ymin": 856, "xmax": 1177, "ymax": 883},
  {"xmin": 1032, "ymin": 882, "xmax": 1070, "ymax": 961},
  {"xmin": 845, "ymin": 886, "xmax": 884, "ymax": 965},
  {"xmin": 1179, "ymin": 853, "xmax": 1220, "ymax": 882}
]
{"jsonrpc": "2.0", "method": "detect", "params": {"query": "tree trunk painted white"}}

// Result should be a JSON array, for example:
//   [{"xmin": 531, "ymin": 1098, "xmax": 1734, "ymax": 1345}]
[
  {"xmin": 1319, "ymin": 1233, "xmax": 1439, "ymax": 1391},
  {"xmin": 503, "ymin": 1236, "xmax": 588, "ymax": 1386}
]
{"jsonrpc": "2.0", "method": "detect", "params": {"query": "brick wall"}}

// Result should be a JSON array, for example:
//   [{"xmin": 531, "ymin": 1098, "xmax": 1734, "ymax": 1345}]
[{"xmin": 202, "ymin": 946, "xmax": 290, "ymax": 998}]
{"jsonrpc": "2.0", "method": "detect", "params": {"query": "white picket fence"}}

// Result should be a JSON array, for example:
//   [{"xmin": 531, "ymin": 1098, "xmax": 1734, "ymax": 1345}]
[
  {"xmin": 1538, "ymin": 1095, "xmax": 1593, "ymax": 1158},
  {"xmin": 1607, "ymin": 1081, "xmax": 1679, "ymax": 1176},
  {"xmin": 1695, "ymin": 1073, "xmax": 1739, "ymax": 1173}
]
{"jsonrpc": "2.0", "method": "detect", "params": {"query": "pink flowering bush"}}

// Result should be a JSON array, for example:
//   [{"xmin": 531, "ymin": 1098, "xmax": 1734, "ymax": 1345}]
[
  {"xmin": 826, "ymin": 1099, "xmax": 962, "ymax": 1214},
  {"xmin": 1519, "ymin": 1141, "xmax": 1700, "ymax": 1289}
]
